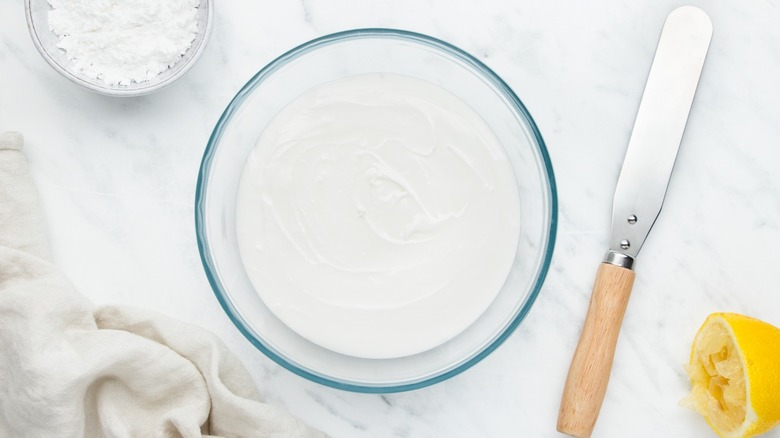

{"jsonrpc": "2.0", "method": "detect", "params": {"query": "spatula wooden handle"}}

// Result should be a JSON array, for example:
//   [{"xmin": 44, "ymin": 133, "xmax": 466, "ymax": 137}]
[{"xmin": 557, "ymin": 262, "xmax": 636, "ymax": 438}]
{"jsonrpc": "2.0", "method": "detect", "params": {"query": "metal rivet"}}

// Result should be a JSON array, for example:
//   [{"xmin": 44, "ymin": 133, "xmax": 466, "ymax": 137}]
[
  {"xmin": 620, "ymin": 239, "xmax": 631, "ymax": 250},
  {"xmin": 627, "ymin": 214, "xmax": 637, "ymax": 224}
]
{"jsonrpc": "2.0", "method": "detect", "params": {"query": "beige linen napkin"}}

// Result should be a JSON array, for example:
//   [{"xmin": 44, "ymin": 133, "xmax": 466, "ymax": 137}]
[{"xmin": 0, "ymin": 132, "xmax": 327, "ymax": 438}]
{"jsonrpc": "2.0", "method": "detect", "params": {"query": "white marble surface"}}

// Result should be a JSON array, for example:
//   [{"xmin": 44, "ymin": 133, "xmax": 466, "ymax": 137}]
[{"xmin": 2, "ymin": 0, "xmax": 780, "ymax": 436}]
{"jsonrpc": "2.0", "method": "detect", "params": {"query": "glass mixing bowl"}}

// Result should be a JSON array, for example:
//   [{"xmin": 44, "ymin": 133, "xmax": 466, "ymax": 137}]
[{"xmin": 196, "ymin": 29, "xmax": 557, "ymax": 393}]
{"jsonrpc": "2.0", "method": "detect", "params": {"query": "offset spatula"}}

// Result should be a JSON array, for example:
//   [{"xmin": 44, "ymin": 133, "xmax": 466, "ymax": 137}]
[{"xmin": 557, "ymin": 6, "xmax": 712, "ymax": 438}]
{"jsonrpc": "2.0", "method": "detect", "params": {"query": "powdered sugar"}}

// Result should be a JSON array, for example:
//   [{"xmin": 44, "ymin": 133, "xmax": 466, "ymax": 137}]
[{"xmin": 48, "ymin": 0, "xmax": 200, "ymax": 86}]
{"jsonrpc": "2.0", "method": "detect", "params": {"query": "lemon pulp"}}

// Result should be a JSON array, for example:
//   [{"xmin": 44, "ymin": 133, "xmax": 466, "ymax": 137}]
[{"xmin": 683, "ymin": 319, "xmax": 747, "ymax": 434}]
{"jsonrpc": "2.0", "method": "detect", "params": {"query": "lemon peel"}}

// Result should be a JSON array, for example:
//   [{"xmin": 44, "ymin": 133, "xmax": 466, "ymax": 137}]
[{"xmin": 683, "ymin": 313, "xmax": 780, "ymax": 438}]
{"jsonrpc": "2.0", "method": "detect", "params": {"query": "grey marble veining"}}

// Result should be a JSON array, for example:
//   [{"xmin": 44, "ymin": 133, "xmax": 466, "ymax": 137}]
[{"xmin": 2, "ymin": 0, "xmax": 780, "ymax": 436}]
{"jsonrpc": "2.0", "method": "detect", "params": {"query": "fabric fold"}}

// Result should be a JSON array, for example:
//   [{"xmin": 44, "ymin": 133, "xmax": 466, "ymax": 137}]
[
  {"xmin": 0, "ymin": 132, "xmax": 50, "ymax": 260},
  {"xmin": 0, "ymin": 132, "xmax": 326, "ymax": 438}
]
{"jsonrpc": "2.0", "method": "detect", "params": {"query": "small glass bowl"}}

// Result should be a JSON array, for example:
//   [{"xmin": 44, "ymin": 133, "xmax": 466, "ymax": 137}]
[
  {"xmin": 196, "ymin": 29, "xmax": 557, "ymax": 393},
  {"xmin": 25, "ymin": 0, "xmax": 213, "ymax": 96}
]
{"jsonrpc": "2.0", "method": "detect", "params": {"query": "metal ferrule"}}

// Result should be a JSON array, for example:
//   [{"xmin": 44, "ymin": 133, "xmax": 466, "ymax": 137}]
[{"xmin": 603, "ymin": 250, "xmax": 635, "ymax": 270}]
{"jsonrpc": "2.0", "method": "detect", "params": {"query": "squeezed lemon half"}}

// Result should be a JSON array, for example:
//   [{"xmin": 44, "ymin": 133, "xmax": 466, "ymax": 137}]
[{"xmin": 683, "ymin": 313, "xmax": 780, "ymax": 438}]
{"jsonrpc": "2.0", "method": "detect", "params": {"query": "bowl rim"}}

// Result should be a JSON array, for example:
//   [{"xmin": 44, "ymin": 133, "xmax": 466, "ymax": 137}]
[
  {"xmin": 195, "ymin": 28, "xmax": 558, "ymax": 393},
  {"xmin": 24, "ymin": 0, "xmax": 214, "ymax": 97}
]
